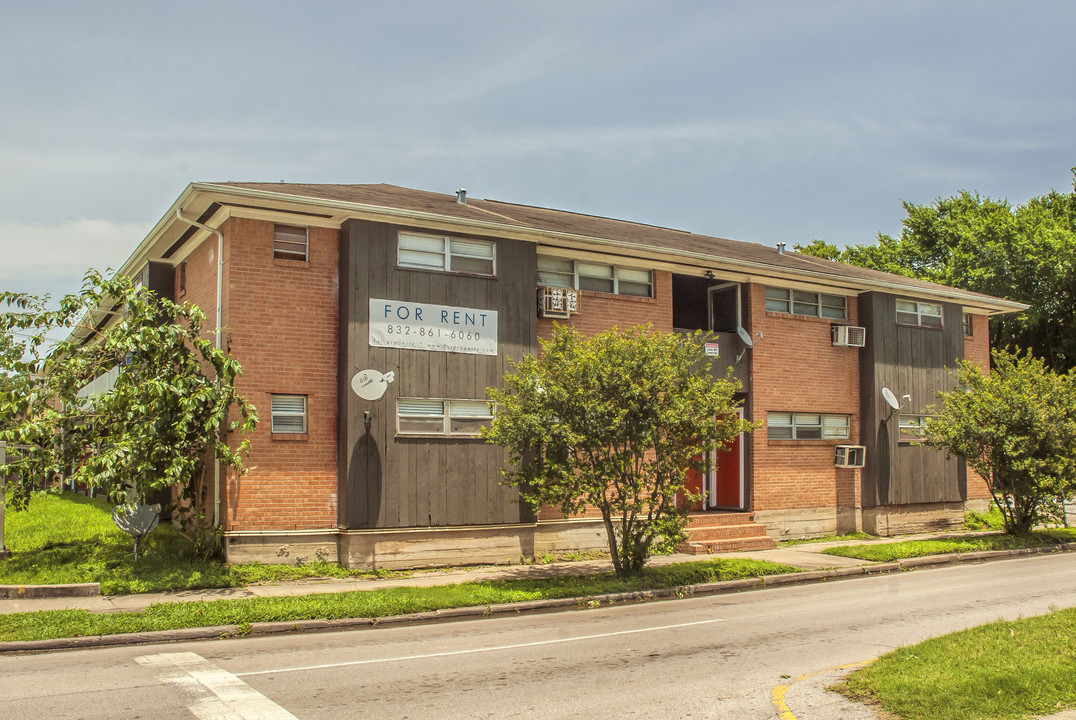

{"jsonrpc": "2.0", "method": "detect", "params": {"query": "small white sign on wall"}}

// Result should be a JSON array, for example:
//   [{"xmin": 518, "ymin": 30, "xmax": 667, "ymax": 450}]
[{"xmin": 369, "ymin": 299, "xmax": 498, "ymax": 356}]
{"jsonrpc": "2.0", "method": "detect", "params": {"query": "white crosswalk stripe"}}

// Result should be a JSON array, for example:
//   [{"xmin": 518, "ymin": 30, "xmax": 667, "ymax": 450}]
[{"xmin": 136, "ymin": 651, "xmax": 299, "ymax": 720}]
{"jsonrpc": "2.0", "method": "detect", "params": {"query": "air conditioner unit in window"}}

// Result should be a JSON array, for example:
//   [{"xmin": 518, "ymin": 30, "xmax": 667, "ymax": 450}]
[
  {"xmin": 537, "ymin": 287, "xmax": 579, "ymax": 319},
  {"xmin": 832, "ymin": 325, "xmax": 866, "ymax": 348},
  {"xmin": 834, "ymin": 445, "xmax": 866, "ymax": 468}
]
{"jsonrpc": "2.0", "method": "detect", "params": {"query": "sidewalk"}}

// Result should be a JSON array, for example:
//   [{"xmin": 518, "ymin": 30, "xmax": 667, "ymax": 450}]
[{"xmin": 0, "ymin": 529, "xmax": 1053, "ymax": 616}]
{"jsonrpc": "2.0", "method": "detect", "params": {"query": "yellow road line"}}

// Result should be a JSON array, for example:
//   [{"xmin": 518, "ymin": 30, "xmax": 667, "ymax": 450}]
[{"xmin": 770, "ymin": 661, "xmax": 870, "ymax": 719}]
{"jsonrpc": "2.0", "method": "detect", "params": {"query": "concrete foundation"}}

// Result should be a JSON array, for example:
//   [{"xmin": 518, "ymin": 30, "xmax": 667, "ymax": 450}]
[
  {"xmin": 754, "ymin": 508, "xmax": 838, "ymax": 540},
  {"xmin": 224, "ymin": 530, "xmax": 341, "ymax": 565},
  {"xmin": 862, "ymin": 502, "xmax": 965, "ymax": 536},
  {"xmin": 224, "ymin": 520, "xmax": 610, "ymax": 571},
  {"xmin": 836, "ymin": 506, "xmax": 863, "ymax": 535}
]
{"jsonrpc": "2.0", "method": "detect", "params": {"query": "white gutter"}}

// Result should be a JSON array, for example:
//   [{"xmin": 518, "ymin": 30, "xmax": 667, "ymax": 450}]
[{"xmin": 174, "ymin": 209, "xmax": 224, "ymax": 528}]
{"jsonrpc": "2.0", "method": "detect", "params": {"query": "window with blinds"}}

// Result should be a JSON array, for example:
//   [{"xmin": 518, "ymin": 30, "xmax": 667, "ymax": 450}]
[
  {"xmin": 397, "ymin": 398, "xmax": 494, "ymax": 436},
  {"xmin": 398, "ymin": 232, "xmax": 495, "ymax": 276},
  {"xmin": 764, "ymin": 287, "xmax": 847, "ymax": 319},
  {"xmin": 271, "ymin": 394, "xmax": 307, "ymax": 434},
  {"xmin": 896, "ymin": 299, "xmax": 943, "ymax": 328},
  {"xmin": 767, "ymin": 411, "xmax": 850, "ymax": 440},
  {"xmin": 273, "ymin": 225, "xmax": 309, "ymax": 262},
  {"xmin": 537, "ymin": 256, "xmax": 653, "ymax": 298}
]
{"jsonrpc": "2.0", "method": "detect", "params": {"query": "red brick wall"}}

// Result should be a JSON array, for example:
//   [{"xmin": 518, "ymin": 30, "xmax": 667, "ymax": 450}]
[
  {"xmin": 747, "ymin": 284, "xmax": 861, "ymax": 512},
  {"xmin": 963, "ymin": 313, "xmax": 992, "ymax": 501},
  {"xmin": 216, "ymin": 217, "xmax": 340, "ymax": 531},
  {"xmin": 534, "ymin": 270, "xmax": 674, "ymax": 521},
  {"xmin": 536, "ymin": 270, "xmax": 673, "ymax": 340}
]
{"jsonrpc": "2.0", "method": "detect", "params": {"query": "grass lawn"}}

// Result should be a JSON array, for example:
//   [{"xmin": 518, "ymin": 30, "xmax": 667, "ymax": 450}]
[
  {"xmin": 0, "ymin": 556, "xmax": 801, "ymax": 642},
  {"xmin": 0, "ymin": 491, "xmax": 403, "ymax": 594},
  {"xmin": 0, "ymin": 491, "xmax": 803, "ymax": 642},
  {"xmin": 821, "ymin": 529, "xmax": 1076, "ymax": 563},
  {"xmin": 834, "ymin": 608, "xmax": 1076, "ymax": 720}
]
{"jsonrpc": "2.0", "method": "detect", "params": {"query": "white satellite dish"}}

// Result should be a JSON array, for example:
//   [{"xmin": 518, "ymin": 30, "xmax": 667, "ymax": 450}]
[
  {"xmin": 881, "ymin": 387, "xmax": 900, "ymax": 410},
  {"xmin": 352, "ymin": 369, "xmax": 396, "ymax": 401},
  {"xmin": 736, "ymin": 326, "xmax": 754, "ymax": 347}
]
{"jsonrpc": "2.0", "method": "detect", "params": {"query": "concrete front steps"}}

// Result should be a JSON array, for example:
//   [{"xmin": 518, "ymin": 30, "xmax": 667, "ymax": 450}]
[{"xmin": 677, "ymin": 511, "xmax": 777, "ymax": 554}]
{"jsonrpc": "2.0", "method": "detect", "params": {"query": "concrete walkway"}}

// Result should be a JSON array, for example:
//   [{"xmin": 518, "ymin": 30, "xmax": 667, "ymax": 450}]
[{"xmin": 0, "ymin": 529, "xmax": 1060, "ymax": 615}]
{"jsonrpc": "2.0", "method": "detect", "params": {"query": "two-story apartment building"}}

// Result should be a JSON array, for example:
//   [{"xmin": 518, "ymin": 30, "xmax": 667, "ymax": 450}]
[{"xmin": 114, "ymin": 182, "xmax": 1024, "ymax": 568}]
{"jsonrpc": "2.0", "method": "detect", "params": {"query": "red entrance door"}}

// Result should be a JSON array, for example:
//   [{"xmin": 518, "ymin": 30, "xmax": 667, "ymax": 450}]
[{"xmin": 712, "ymin": 430, "xmax": 743, "ymax": 509}]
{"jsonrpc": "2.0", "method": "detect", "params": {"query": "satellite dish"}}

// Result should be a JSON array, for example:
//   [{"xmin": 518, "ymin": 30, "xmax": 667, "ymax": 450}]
[
  {"xmin": 352, "ymin": 369, "xmax": 396, "ymax": 401},
  {"xmin": 736, "ymin": 326, "xmax": 754, "ymax": 347},
  {"xmin": 881, "ymin": 387, "xmax": 900, "ymax": 410}
]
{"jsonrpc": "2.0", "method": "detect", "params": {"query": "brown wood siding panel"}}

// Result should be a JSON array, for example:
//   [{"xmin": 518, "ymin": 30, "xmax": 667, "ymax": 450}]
[
  {"xmin": 339, "ymin": 220, "xmax": 536, "ymax": 530},
  {"xmin": 857, "ymin": 293, "xmax": 880, "ymax": 507},
  {"xmin": 860, "ymin": 293, "xmax": 966, "ymax": 507}
]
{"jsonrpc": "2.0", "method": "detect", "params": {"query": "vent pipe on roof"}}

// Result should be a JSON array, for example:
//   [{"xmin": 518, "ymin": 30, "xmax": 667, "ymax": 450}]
[
  {"xmin": 776, "ymin": 242, "xmax": 786, "ymax": 255},
  {"xmin": 456, "ymin": 188, "xmax": 467, "ymax": 204}
]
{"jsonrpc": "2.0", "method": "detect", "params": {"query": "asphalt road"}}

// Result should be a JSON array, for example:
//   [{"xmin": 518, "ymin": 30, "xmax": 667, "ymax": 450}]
[{"xmin": 1, "ymin": 553, "xmax": 1074, "ymax": 720}]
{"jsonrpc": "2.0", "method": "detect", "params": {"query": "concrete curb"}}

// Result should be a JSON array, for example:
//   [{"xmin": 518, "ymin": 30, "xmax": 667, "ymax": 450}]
[
  {"xmin": 2, "ymin": 542, "xmax": 1074, "ymax": 654},
  {"xmin": 0, "ymin": 583, "xmax": 100, "ymax": 599}
]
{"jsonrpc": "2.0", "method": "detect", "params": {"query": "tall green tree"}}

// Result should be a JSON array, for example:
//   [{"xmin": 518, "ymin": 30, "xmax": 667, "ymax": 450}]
[
  {"xmin": 797, "ymin": 175, "xmax": 1076, "ymax": 370},
  {"xmin": 924, "ymin": 349, "xmax": 1076, "ymax": 535},
  {"xmin": 483, "ymin": 324, "xmax": 753, "ymax": 577},
  {"xmin": 0, "ymin": 270, "xmax": 257, "ymax": 535}
]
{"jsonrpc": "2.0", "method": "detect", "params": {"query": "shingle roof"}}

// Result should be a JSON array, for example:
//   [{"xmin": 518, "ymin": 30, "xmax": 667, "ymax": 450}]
[{"xmin": 207, "ymin": 182, "xmax": 1025, "ymax": 312}]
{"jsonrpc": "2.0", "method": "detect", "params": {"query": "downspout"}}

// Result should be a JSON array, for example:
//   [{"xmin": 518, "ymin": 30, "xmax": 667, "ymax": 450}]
[{"xmin": 175, "ymin": 209, "xmax": 224, "ymax": 528}]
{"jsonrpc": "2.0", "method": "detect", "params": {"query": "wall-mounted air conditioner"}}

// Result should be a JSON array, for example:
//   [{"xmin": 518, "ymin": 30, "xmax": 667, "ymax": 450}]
[
  {"xmin": 537, "ymin": 287, "xmax": 579, "ymax": 319},
  {"xmin": 834, "ymin": 445, "xmax": 866, "ymax": 468},
  {"xmin": 832, "ymin": 325, "xmax": 866, "ymax": 348}
]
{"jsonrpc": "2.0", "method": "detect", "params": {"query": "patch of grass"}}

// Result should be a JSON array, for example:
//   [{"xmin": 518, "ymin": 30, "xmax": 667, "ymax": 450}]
[
  {"xmin": 778, "ymin": 532, "xmax": 875, "ymax": 547},
  {"xmin": 835, "ymin": 608, "xmax": 1076, "ymax": 720},
  {"xmin": 0, "ymin": 557, "xmax": 801, "ymax": 642},
  {"xmin": 0, "ymin": 492, "xmax": 232, "ymax": 594},
  {"xmin": 228, "ymin": 562, "xmax": 410, "ymax": 585},
  {"xmin": 821, "ymin": 529, "xmax": 1076, "ymax": 562},
  {"xmin": 0, "ymin": 492, "xmax": 406, "ymax": 594},
  {"xmin": 964, "ymin": 503, "xmax": 1006, "ymax": 531}
]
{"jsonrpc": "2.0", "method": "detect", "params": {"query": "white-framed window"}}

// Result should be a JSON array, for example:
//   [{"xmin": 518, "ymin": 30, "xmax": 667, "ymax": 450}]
[
  {"xmin": 397, "ymin": 398, "xmax": 494, "ymax": 436},
  {"xmin": 537, "ymin": 256, "xmax": 652, "ymax": 297},
  {"xmin": 764, "ymin": 287, "xmax": 846, "ymax": 320},
  {"xmin": 899, "ymin": 414, "xmax": 929, "ymax": 439},
  {"xmin": 767, "ymin": 412, "xmax": 850, "ymax": 440},
  {"xmin": 273, "ymin": 224, "xmax": 309, "ymax": 262},
  {"xmin": 962, "ymin": 313, "xmax": 973, "ymax": 336},
  {"xmin": 271, "ymin": 394, "xmax": 307, "ymax": 433},
  {"xmin": 398, "ymin": 232, "xmax": 495, "ymax": 276},
  {"xmin": 896, "ymin": 299, "xmax": 943, "ymax": 328}
]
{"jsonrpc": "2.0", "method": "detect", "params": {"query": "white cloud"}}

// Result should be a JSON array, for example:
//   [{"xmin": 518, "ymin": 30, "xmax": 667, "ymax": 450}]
[{"xmin": 0, "ymin": 219, "xmax": 148, "ymax": 283}]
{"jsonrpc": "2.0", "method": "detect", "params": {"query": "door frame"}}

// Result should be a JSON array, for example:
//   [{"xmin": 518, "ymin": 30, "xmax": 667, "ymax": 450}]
[
  {"xmin": 707, "ymin": 282, "xmax": 742, "ymax": 334},
  {"xmin": 708, "ymin": 406, "xmax": 746, "ymax": 510}
]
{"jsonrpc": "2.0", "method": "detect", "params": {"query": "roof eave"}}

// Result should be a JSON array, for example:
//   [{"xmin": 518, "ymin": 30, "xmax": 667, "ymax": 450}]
[{"xmin": 113, "ymin": 183, "xmax": 1028, "ymax": 317}]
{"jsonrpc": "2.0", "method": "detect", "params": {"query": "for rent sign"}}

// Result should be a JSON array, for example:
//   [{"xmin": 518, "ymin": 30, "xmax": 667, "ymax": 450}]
[{"xmin": 369, "ymin": 299, "xmax": 498, "ymax": 356}]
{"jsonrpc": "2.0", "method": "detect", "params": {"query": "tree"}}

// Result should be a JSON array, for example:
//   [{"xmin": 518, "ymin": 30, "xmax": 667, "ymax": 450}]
[
  {"xmin": 797, "ymin": 175, "xmax": 1076, "ymax": 371},
  {"xmin": 924, "ymin": 349, "xmax": 1076, "ymax": 535},
  {"xmin": 0, "ymin": 332, "xmax": 20, "ymax": 433},
  {"xmin": 0, "ymin": 270, "xmax": 257, "ymax": 539},
  {"xmin": 483, "ymin": 324, "xmax": 753, "ymax": 577}
]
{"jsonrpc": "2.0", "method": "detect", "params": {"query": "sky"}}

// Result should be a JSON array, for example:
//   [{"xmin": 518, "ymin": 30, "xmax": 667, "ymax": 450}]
[{"xmin": 2, "ymin": 0, "xmax": 1074, "ymax": 301}]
